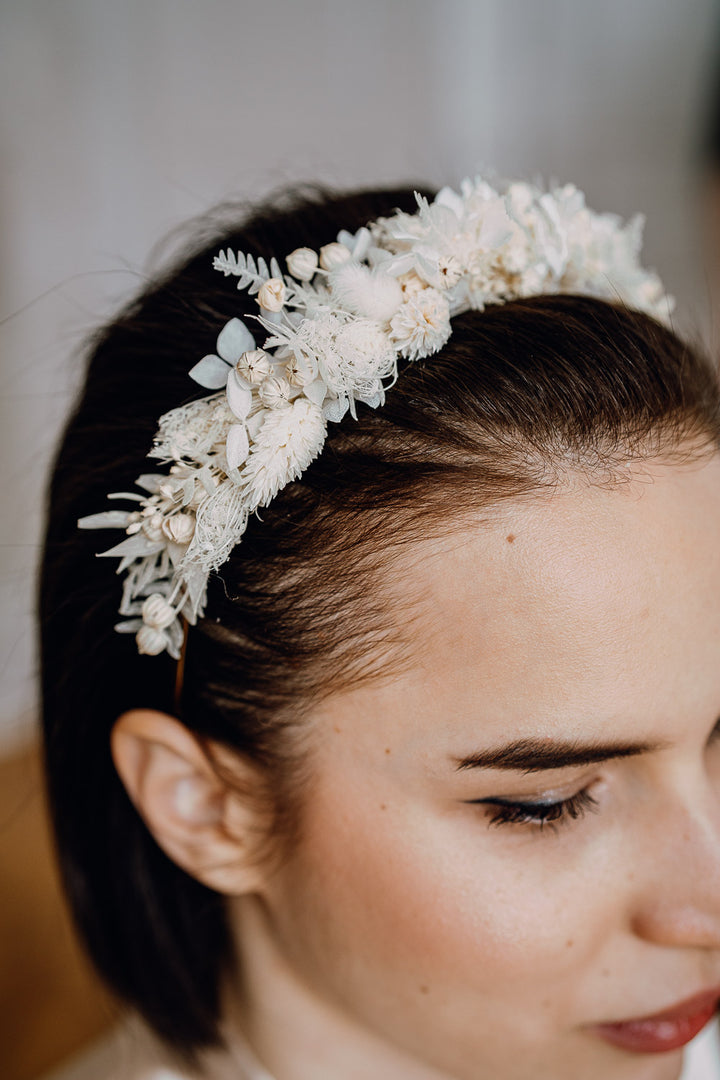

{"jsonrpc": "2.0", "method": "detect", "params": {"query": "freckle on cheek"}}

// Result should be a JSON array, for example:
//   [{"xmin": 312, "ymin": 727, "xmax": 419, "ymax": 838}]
[
  {"xmin": 419, "ymin": 985, "xmax": 429, "ymax": 995},
  {"xmin": 506, "ymin": 534, "xmax": 515, "ymax": 544},
  {"xmin": 379, "ymin": 804, "xmax": 387, "ymax": 811},
  {"xmin": 565, "ymin": 939, "xmax": 574, "ymax": 948},
  {"xmin": 385, "ymin": 747, "xmax": 391, "ymax": 755}
]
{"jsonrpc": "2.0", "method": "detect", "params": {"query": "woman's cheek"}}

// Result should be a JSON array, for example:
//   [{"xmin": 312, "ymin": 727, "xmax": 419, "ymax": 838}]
[{"xmin": 275, "ymin": 781, "xmax": 598, "ymax": 1000}]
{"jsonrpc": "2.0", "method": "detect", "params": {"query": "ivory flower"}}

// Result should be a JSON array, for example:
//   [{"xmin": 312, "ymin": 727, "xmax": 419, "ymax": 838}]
[
  {"xmin": 319, "ymin": 242, "xmax": 352, "ymax": 270},
  {"xmin": 389, "ymin": 289, "xmax": 451, "ymax": 361},
  {"xmin": 141, "ymin": 594, "xmax": 176, "ymax": 630},
  {"xmin": 257, "ymin": 278, "xmax": 286, "ymax": 312},
  {"xmin": 286, "ymin": 353, "xmax": 318, "ymax": 387},
  {"xmin": 398, "ymin": 272, "xmax": 426, "ymax": 298},
  {"xmin": 437, "ymin": 255, "xmax": 463, "ymax": 289},
  {"xmin": 287, "ymin": 247, "xmax": 319, "ymax": 281},
  {"xmin": 332, "ymin": 320, "xmax": 397, "ymax": 393},
  {"xmin": 136, "ymin": 624, "xmax": 171, "ymax": 656},
  {"xmin": 235, "ymin": 348, "xmax": 272, "ymax": 384},
  {"xmin": 161, "ymin": 513, "xmax": 196, "ymax": 545},
  {"xmin": 259, "ymin": 375, "xmax": 293, "ymax": 410}
]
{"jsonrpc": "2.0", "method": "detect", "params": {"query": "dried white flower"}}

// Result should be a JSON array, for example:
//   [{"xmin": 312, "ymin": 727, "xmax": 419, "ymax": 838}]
[
  {"xmin": 141, "ymin": 594, "xmax": 177, "ymax": 630},
  {"xmin": 398, "ymin": 272, "xmax": 426, "ymax": 298},
  {"xmin": 319, "ymin": 242, "xmax": 352, "ymax": 270},
  {"xmin": 235, "ymin": 348, "xmax": 272, "ymax": 384},
  {"xmin": 287, "ymin": 247, "xmax": 319, "ymax": 281},
  {"xmin": 389, "ymin": 289, "xmax": 452, "ymax": 361},
  {"xmin": 286, "ymin": 353, "xmax": 318, "ymax": 387},
  {"xmin": 437, "ymin": 255, "xmax": 463, "ymax": 289},
  {"xmin": 259, "ymin": 375, "xmax": 293, "ymax": 410},
  {"xmin": 161, "ymin": 512, "xmax": 196, "ymax": 545},
  {"xmin": 136, "ymin": 624, "xmax": 171, "ymax": 655},
  {"xmin": 257, "ymin": 278, "xmax": 286, "ymax": 312},
  {"xmin": 333, "ymin": 320, "xmax": 397, "ymax": 394}
]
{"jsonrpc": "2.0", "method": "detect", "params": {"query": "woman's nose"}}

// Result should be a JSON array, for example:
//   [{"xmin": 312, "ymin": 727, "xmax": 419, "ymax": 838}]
[{"xmin": 630, "ymin": 782, "xmax": 720, "ymax": 950}]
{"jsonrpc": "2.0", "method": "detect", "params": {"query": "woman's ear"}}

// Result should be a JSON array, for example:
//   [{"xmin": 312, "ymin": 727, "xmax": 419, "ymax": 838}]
[{"xmin": 111, "ymin": 709, "xmax": 270, "ymax": 894}]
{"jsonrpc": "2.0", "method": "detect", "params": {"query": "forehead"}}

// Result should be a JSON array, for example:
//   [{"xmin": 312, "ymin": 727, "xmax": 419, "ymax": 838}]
[{"xmin": 319, "ymin": 453, "xmax": 720, "ymax": 757}]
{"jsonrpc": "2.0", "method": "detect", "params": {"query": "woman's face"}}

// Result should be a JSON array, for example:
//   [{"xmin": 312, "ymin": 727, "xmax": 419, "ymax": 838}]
[{"xmin": 236, "ymin": 453, "xmax": 720, "ymax": 1080}]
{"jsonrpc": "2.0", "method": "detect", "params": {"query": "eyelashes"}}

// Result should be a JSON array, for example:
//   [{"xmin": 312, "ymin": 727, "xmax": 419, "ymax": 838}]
[{"xmin": 472, "ymin": 787, "xmax": 600, "ymax": 832}]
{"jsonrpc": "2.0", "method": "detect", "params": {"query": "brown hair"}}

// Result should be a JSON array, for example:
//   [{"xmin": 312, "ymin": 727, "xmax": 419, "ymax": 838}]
[{"xmin": 39, "ymin": 184, "xmax": 720, "ymax": 1061}]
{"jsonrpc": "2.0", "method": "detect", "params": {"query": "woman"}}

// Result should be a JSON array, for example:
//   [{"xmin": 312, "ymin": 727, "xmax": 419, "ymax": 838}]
[{"xmin": 41, "ymin": 179, "xmax": 720, "ymax": 1080}]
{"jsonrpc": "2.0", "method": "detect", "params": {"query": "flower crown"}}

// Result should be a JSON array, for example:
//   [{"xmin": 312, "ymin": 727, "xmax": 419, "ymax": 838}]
[{"xmin": 78, "ymin": 177, "xmax": 674, "ymax": 658}]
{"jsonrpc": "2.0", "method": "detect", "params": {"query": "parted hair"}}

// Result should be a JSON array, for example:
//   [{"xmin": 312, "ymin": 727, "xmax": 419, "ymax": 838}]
[{"xmin": 40, "ymin": 184, "xmax": 720, "ymax": 1062}]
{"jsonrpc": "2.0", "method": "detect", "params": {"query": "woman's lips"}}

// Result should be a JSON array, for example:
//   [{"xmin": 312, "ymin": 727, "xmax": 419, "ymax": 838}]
[{"xmin": 592, "ymin": 987, "xmax": 720, "ymax": 1054}]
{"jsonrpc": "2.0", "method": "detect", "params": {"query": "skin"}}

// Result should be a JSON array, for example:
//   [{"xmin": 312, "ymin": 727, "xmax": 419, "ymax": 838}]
[{"xmin": 114, "ymin": 451, "xmax": 720, "ymax": 1080}]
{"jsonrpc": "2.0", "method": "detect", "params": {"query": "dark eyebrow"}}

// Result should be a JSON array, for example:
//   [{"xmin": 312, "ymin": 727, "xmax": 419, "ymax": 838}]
[{"xmin": 453, "ymin": 736, "xmax": 669, "ymax": 774}]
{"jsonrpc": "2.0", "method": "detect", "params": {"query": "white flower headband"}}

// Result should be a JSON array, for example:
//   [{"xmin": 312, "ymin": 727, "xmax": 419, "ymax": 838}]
[{"xmin": 78, "ymin": 176, "xmax": 674, "ymax": 658}]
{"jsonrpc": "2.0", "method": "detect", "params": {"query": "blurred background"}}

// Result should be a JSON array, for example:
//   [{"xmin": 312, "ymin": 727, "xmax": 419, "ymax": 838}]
[{"xmin": 2, "ymin": 1, "xmax": 720, "ymax": 1077}]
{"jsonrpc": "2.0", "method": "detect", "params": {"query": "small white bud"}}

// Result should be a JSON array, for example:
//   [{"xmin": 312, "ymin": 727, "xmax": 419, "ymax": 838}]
[
  {"xmin": 319, "ymin": 242, "xmax": 351, "ymax": 271},
  {"xmin": 141, "ymin": 512, "xmax": 165, "ymax": 542},
  {"xmin": 235, "ymin": 348, "xmax": 273, "ymax": 384},
  {"xmin": 285, "ymin": 354, "xmax": 318, "ymax": 387},
  {"xmin": 141, "ymin": 593, "xmax": 177, "ymax": 630},
  {"xmin": 161, "ymin": 513, "xmax": 195, "ymax": 545},
  {"xmin": 136, "ymin": 624, "xmax": 170, "ymax": 656},
  {"xmin": 258, "ymin": 375, "xmax": 292, "ymax": 410},
  {"xmin": 398, "ymin": 271, "xmax": 426, "ymax": 298},
  {"xmin": 286, "ymin": 247, "xmax": 319, "ymax": 282},
  {"xmin": 257, "ymin": 277, "xmax": 285, "ymax": 312},
  {"xmin": 125, "ymin": 511, "xmax": 143, "ymax": 535}
]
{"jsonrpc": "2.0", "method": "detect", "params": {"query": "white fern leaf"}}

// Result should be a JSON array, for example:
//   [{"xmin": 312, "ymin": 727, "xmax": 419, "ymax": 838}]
[
  {"xmin": 213, "ymin": 250, "xmax": 243, "ymax": 276},
  {"xmin": 211, "ymin": 251, "xmax": 261, "ymax": 293},
  {"xmin": 213, "ymin": 250, "xmax": 290, "ymax": 296}
]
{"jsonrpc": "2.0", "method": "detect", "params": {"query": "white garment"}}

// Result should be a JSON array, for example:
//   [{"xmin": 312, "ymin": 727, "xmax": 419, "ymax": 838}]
[
  {"xmin": 43, "ymin": 1016, "xmax": 720, "ymax": 1080},
  {"xmin": 682, "ymin": 1019, "xmax": 720, "ymax": 1080},
  {"xmin": 39, "ymin": 1019, "xmax": 271, "ymax": 1080}
]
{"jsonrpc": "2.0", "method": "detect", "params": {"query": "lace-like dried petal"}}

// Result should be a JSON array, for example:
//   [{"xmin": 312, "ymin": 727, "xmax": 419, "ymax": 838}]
[{"xmin": 185, "ymin": 479, "xmax": 250, "ymax": 573}]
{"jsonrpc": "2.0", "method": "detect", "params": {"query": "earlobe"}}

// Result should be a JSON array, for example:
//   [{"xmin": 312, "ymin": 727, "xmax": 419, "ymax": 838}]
[{"xmin": 111, "ymin": 708, "xmax": 268, "ymax": 894}]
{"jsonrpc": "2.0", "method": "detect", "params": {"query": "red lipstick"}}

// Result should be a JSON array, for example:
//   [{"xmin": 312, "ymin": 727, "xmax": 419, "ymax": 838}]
[{"xmin": 593, "ymin": 988, "xmax": 720, "ymax": 1054}]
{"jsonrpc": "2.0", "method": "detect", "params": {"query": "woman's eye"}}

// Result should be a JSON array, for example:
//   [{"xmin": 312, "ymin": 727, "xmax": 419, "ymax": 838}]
[{"xmin": 471, "ymin": 787, "xmax": 599, "ymax": 832}]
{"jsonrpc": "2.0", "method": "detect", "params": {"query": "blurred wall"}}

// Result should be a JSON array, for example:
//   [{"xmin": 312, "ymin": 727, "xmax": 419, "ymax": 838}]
[{"xmin": 1, "ymin": 0, "xmax": 717, "ymax": 752}]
